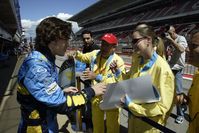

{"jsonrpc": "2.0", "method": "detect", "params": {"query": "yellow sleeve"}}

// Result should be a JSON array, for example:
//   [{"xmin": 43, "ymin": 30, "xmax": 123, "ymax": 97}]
[
  {"xmin": 128, "ymin": 71, "xmax": 174, "ymax": 117},
  {"xmin": 75, "ymin": 50, "xmax": 97, "ymax": 64}
]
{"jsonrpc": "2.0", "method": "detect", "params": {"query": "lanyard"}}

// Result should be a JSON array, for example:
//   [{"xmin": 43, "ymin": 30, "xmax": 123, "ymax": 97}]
[
  {"xmin": 93, "ymin": 51, "xmax": 114, "ymax": 75},
  {"xmin": 140, "ymin": 52, "xmax": 158, "ymax": 73}
]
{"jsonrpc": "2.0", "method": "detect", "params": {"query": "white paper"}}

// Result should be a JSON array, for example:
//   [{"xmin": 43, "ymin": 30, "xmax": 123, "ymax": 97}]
[{"xmin": 100, "ymin": 75, "xmax": 161, "ymax": 110}]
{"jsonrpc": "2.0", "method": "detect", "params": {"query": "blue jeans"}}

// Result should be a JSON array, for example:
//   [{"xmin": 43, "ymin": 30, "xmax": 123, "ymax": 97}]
[
  {"xmin": 172, "ymin": 69, "xmax": 183, "ymax": 94},
  {"xmin": 172, "ymin": 69, "xmax": 184, "ymax": 117}
]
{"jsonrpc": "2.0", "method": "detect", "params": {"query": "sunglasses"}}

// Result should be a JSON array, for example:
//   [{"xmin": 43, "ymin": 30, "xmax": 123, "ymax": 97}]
[{"xmin": 131, "ymin": 37, "xmax": 146, "ymax": 45}]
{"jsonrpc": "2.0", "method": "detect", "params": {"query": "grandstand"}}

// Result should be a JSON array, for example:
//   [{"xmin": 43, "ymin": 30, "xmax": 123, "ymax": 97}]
[
  {"xmin": 69, "ymin": 0, "xmax": 199, "ymax": 48},
  {"xmin": 0, "ymin": 0, "xmax": 22, "ymax": 57},
  {"xmin": 68, "ymin": 0, "xmax": 199, "ymax": 76}
]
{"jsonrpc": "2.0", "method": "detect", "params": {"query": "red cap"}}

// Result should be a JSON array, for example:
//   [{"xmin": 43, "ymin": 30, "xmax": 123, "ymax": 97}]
[{"xmin": 101, "ymin": 33, "xmax": 118, "ymax": 45}]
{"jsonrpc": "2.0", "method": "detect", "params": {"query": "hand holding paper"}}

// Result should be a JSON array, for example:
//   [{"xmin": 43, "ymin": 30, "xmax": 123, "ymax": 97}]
[
  {"xmin": 91, "ymin": 83, "xmax": 107, "ymax": 96},
  {"xmin": 100, "ymin": 75, "xmax": 161, "ymax": 110}
]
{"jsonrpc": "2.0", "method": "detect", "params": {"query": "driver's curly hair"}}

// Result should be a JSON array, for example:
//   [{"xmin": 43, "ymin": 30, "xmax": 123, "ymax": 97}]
[{"xmin": 35, "ymin": 17, "xmax": 72, "ymax": 52}]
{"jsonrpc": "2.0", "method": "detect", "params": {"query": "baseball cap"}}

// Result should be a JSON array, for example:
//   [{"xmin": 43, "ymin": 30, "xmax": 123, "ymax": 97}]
[{"xmin": 101, "ymin": 33, "xmax": 118, "ymax": 45}]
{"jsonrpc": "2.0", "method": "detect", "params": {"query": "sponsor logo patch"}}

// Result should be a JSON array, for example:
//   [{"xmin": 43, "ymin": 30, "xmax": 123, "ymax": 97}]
[{"xmin": 46, "ymin": 82, "xmax": 58, "ymax": 95}]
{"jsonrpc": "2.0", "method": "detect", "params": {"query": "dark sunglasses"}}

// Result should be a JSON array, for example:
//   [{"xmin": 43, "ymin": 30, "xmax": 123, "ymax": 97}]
[{"xmin": 131, "ymin": 37, "xmax": 146, "ymax": 44}]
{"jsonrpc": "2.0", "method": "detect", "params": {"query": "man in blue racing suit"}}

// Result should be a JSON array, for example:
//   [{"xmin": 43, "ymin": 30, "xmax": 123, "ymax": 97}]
[{"xmin": 17, "ymin": 17, "xmax": 106, "ymax": 133}]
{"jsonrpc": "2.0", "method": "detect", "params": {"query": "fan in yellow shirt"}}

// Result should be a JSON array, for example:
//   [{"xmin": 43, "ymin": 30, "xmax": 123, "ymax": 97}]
[
  {"xmin": 72, "ymin": 33, "xmax": 125, "ymax": 133},
  {"xmin": 185, "ymin": 29, "xmax": 199, "ymax": 133},
  {"xmin": 110, "ymin": 24, "xmax": 175, "ymax": 133}
]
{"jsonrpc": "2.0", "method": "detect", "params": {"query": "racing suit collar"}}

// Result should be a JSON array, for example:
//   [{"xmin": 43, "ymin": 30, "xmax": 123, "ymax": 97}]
[{"xmin": 42, "ymin": 48, "xmax": 56, "ymax": 63}]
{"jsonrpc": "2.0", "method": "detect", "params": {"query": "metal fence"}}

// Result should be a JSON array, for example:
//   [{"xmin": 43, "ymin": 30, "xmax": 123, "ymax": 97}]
[{"xmin": 183, "ymin": 64, "xmax": 198, "ymax": 76}]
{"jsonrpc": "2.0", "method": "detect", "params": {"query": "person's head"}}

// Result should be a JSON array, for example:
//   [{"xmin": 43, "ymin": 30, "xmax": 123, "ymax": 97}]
[
  {"xmin": 100, "ymin": 33, "xmax": 118, "ymax": 58},
  {"xmin": 131, "ymin": 24, "xmax": 158, "ymax": 59},
  {"xmin": 35, "ymin": 17, "xmax": 72, "ymax": 56},
  {"xmin": 167, "ymin": 25, "xmax": 177, "ymax": 40},
  {"xmin": 188, "ymin": 29, "xmax": 199, "ymax": 67},
  {"xmin": 135, "ymin": 22, "xmax": 148, "ymax": 29},
  {"xmin": 81, "ymin": 30, "xmax": 94, "ymax": 46}
]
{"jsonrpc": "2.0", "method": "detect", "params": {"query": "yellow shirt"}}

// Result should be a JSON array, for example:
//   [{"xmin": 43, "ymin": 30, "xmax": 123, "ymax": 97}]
[
  {"xmin": 126, "ymin": 53, "xmax": 175, "ymax": 133},
  {"xmin": 76, "ymin": 50, "xmax": 125, "ymax": 85}
]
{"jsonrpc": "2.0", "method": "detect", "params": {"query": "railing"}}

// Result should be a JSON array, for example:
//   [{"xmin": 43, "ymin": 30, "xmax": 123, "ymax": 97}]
[{"xmin": 183, "ymin": 64, "xmax": 198, "ymax": 79}]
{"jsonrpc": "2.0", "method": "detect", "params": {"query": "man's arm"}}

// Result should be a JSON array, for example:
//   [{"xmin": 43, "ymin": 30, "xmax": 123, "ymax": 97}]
[
  {"xmin": 169, "ymin": 39, "xmax": 186, "ymax": 53},
  {"xmin": 22, "ymin": 60, "xmax": 105, "ymax": 115},
  {"xmin": 166, "ymin": 35, "xmax": 187, "ymax": 53}
]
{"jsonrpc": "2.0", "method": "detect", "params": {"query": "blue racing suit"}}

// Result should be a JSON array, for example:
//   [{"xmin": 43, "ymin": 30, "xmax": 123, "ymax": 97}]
[{"xmin": 17, "ymin": 50, "xmax": 95, "ymax": 133}]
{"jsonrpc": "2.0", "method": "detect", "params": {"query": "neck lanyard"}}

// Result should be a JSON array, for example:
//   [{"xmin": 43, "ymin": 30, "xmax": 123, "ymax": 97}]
[
  {"xmin": 140, "ymin": 52, "xmax": 158, "ymax": 72},
  {"xmin": 94, "ymin": 52, "xmax": 114, "ymax": 74}
]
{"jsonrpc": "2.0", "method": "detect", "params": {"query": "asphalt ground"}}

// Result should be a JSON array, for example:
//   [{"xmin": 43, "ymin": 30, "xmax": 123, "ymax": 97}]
[{"xmin": 0, "ymin": 55, "xmax": 192, "ymax": 133}]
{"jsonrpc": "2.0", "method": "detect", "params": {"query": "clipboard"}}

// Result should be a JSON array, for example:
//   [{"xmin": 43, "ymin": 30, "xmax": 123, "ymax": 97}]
[{"xmin": 99, "ymin": 75, "xmax": 161, "ymax": 110}]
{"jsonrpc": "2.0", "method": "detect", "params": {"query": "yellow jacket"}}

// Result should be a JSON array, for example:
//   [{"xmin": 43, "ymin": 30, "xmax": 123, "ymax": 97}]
[
  {"xmin": 76, "ymin": 50, "xmax": 125, "ymax": 133},
  {"xmin": 126, "ymin": 52, "xmax": 175, "ymax": 133},
  {"xmin": 188, "ymin": 71, "xmax": 199, "ymax": 133},
  {"xmin": 76, "ymin": 50, "xmax": 125, "ymax": 85}
]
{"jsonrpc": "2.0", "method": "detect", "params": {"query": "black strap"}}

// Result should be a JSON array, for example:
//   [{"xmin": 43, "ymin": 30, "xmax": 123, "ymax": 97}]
[
  {"xmin": 79, "ymin": 78, "xmax": 91, "ymax": 87},
  {"xmin": 124, "ymin": 107, "xmax": 176, "ymax": 133},
  {"xmin": 55, "ymin": 64, "xmax": 61, "ymax": 69}
]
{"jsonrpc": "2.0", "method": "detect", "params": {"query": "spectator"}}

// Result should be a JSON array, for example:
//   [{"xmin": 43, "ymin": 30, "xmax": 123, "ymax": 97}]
[
  {"xmin": 81, "ymin": 30, "xmax": 100, "ymax": 87},
  {"xmin": 185, "ymin": 29, "xmax": 199, "ymax": 132},
  {"xmin": 72, "ymin": 33, "xmax": 125, "ymax": 133},
  {"xmin": 165, "ymin": 25, "xmax": 188, "ymax": 124},
  {"xmin": 110, "ymin": 24, "xmax": 175, "ymax": 133},
  {"xmin": 81, "ymin": 30, "xmax": 100, "ymax": 54},
  {"xmin": 80, "ymin": 30, "xmax": 100, "ymax": 132},
  {"xmin": 17, "ymin": 17, "xmax": 106, "ymax": 133}
]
